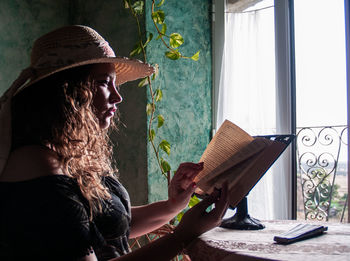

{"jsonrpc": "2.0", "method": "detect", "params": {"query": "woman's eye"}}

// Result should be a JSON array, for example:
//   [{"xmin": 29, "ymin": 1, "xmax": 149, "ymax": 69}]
[{"xmin": 97, "ymin": 80, "xmax": 109, "ymax": 86}]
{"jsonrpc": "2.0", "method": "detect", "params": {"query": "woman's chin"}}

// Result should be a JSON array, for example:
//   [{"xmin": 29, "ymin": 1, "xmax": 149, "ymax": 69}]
[{"xmin": 99, "ymin": 118, "xmax": 111, "ymax": 130}]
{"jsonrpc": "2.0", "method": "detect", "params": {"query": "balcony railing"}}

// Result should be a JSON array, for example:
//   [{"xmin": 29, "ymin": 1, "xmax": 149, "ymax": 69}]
[{"xmin": 296, "ymin": 125, "xmax": 348, "ymax": 222}]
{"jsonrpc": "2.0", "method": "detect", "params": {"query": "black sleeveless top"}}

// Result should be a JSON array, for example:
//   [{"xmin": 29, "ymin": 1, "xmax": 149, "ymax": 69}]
[{"xmin": 0, "ymin": 175, "xmax": 131, "ymax": 261}]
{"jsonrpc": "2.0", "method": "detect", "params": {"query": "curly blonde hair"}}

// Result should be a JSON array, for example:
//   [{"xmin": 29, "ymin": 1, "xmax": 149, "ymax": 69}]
[{"xmin": 12, "ymin": 65, "xmax": 118, "ymax": 216}]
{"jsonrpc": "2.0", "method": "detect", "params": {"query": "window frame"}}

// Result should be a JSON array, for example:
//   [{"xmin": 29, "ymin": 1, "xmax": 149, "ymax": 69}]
[{"xmin": 212, "ymin": 0, "xmax": 350, "ymax": 220}]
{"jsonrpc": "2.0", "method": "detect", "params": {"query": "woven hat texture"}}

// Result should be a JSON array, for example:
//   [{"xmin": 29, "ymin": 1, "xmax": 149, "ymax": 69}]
[{"xmin": 27, "ymin": 25, "xmax": 154, "ymax": 88}]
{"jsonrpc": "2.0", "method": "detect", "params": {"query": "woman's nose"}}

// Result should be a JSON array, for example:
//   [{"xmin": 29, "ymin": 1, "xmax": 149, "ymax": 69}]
[{"xmin": 110, "ymin": 86, "xmax": 123, "ymax": 104}]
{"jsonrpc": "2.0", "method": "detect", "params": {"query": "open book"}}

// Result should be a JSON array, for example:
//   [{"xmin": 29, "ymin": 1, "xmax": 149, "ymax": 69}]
[{"xmin": 194, "ymin": 120, "xmax": 294, "ymax": 208}]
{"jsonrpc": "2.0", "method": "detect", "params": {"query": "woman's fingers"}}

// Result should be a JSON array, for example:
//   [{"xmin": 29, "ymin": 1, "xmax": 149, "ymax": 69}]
[
  {"xmin": 174, "ymin": 162, "xmax": 203, "ymax": 181},
  {"xmin": 170, "ymin": 162, "xmax": 203, "ymax": 190},
  {"xmin": 175, "ymin": 162, "xmax": 204, "ymax": 179},
  {"xmin": 174, "ymin": 182, "xmax": 230, "ymax": 243},
  {"xmin": 210, "ymin": 181, "xmax": 229, "ymax": 219},
  {"xmin": 182, "ymin": 182, "xmax": 197, "ymax": 199},
  {"xmin": 178, "ymin": 162, "xmax": 204, "ymax": 170},
  {"xmin": 192, "ymin": 189, "xmax": 220, "ymax": 213}
]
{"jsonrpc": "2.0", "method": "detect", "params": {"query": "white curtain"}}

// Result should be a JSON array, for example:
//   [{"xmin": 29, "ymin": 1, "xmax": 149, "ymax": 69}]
[{"xmin": 217, "ymin": 6, "xmax": 290, "ymax": 219}]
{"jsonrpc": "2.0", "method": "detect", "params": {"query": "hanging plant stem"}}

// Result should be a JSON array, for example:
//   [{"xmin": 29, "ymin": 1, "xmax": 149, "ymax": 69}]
[
  {"xmin": 126, "ymin": 0, "xmax": 167, "ymax": 178},
  {"xmin": 125, "ymin": 0, "xmax": 199, "ymax": 181}
]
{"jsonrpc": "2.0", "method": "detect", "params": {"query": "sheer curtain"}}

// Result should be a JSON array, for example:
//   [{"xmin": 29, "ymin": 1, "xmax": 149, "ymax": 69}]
[{"xmin": 217, "ymin": 4, "xmax": 290, "ymax": 219}]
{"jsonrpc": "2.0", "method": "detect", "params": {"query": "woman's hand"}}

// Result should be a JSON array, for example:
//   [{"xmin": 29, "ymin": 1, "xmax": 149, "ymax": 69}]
[
  {"xmin": 173, "ymin": 181, "xmax": 229, "ymax": 245},
  {"xmin": 167, "ymin": 162, "xmax": 204, "ymax": 213},
  {"xmin": 129, "ymin": 162, "xmax": 203, "ymax": 238}
]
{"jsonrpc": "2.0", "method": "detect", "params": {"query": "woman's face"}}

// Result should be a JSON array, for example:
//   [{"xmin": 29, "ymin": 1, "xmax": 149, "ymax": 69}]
[{"xmin": 91, "ymin": 63, "xmax": 122, "ymax": 129}]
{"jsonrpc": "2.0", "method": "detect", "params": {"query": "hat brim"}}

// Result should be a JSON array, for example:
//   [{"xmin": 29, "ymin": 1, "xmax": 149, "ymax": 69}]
[{"xmin": 16, "ymin": 57, "xmax": 154, "ymax": 95}]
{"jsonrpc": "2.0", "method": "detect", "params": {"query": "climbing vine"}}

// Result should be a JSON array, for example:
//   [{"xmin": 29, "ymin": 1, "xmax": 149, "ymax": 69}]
[
  {"xmin": 124, "ymin": 0, "xmax": 199, "ymax": 181},
  {"xmin": 124, "ymin": 2, "xmax": 202, "ymax": 259}
]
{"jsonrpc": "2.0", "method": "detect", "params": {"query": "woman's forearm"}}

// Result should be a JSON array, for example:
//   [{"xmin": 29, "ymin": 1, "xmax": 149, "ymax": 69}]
[
  {"xmin": 129, "ymin": 200, "xmax": 179, "ymax": 238},
  {"xmin": 111, "ymin": 231, "xmax": 192, "ymax": 261}
]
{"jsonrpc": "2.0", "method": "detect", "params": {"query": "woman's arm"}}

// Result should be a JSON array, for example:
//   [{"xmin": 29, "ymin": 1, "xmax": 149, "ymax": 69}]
[
  {"xmin": 129, "ymin": 162, "xmax": 203, "ymax": 238},
  {"xmin": 116, "ymin": 182, "xmax": 229, "ymax": 261},
  {"xmin": 78, "ymin": 231, "xmax": 192, "ymax": 261},
  {"xmin": 79, "ymin": 182, "xmax": 228, "ymax": 261},
  {"xmin": 130, "ymin": 199, "xmax": 181, "ymax": 238}
]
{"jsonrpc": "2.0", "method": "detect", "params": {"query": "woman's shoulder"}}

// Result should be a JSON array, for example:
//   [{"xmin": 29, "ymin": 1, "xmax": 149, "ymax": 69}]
[
  {"xmin": 0, "ymin": 145, "xmax": 65, "ymax": 182},
  {"xmin": 0, "ymin": 175, "xmax": 103, "ymax": 260},
  {"xmin": 0, "ymin": 174, "xmax": 91, "ymax": 232},
  {"xmin": 0, "ymin": 175, "xmax": 83, "ymax": 204}
]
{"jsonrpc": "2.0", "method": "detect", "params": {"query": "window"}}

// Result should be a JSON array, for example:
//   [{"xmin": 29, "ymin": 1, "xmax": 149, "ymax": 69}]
[
  {"xmin": 214, "ymin": 0, "xmax": 349, "ymax": 221},
  {"xmin": 294, "ymin": 0, "xmax": 348, "ymax": 222}
]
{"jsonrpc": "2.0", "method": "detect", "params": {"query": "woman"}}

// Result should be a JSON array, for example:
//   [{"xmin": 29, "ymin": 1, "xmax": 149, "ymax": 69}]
[{"xmin": 0, "ymin": 25, "xmax": 229, "ymax": 261}]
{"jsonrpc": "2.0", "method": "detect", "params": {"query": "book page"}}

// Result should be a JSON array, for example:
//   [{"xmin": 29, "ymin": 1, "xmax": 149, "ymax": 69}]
[
  {"xmin": 197, "ymin": 138, "xmax": 273, "ymax": 193},
  {"xmin": 227, "ymin": 140, "xmax": 287, "ymax": 207},
  {"xmin": 196, "ymin": 137, "xmax": 273, "ymax": 190},
  {"xmin": 200, "ymin": 139, "xmax": 287, "ymax": 206},
  {"xmin": 205, "ymin": 151, "xmax": 260, "ymax": 192},
  {"xmin": 194, "ymin": 120, "xmax": 254, "ymax": 184}
]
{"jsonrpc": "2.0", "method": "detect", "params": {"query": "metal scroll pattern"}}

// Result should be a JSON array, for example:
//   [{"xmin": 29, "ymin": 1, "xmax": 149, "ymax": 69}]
[{"xmin": 296, "ymin": 126, "xmax": 348, "ymax": 221}]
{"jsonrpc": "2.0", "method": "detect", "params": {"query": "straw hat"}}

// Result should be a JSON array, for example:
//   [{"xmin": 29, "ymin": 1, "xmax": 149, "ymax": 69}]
[
  {"xmin": 24, "ymin": 25, "xmax": 154, "ymax": 89},
  {"xmin": 0, "ymin": 25, "xmax": 155, "ymax": 174}
]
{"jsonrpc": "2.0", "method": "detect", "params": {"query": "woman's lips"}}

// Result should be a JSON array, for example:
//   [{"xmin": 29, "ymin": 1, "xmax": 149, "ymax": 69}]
[{"xmin": 106, "ymin": 108, "xmax": 116, "ymax": 116}]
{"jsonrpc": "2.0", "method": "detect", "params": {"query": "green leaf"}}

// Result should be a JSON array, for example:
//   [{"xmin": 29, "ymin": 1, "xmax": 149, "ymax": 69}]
[
  {"xmin": 138, "ymin": 77, "xmax": 148, "ymax": 87},
  {"xmin": 159, "ymin": 140, "xmax": 171, "ymax": 155},
  {"xmin": 149, "ymin": 129, "xmax": 155, "ymax": 141},
  {"xmin": 157, "ymin": 23, "xmax": 167, "ymax": 39},
  {"xmin": 143, "ymin": 33, "xmax": 153, "ymax": 48},
  {"xmin": 157, "ymin": 0, "xmax": 165, "ymax": 7},
  {"xmin": 132, "ymin": 1, "xmax": 144, "ymax": 15},
  {"xmin": 124, "ymin": 0, "xmax": 130, "ymax": 8},
  {"xmin": 161, "ymin": 157, "xmax": 171, "ymax": 172},
  {"xmin": 152, "ymin": 73, "xmax": 157, "ymax": 81},
  {"xmin": 152, "ymin": 64, "xmax": 159, "ymax": 81},
  {"xmin": 146, "ymin": 103, "xmax": 154, "ymax": 115},
  {"xmin": 165, "ymin": 50, "xmax": 181, "ymax": 60},
  {"xmin": 176, "ymin": 195, "xmax": 200, "ymax": 222},
  {"xmin": 130, "ymin": 44, "xmax": 142, "ymax": 57},
  {"xmin": 191, "ymin": 50, "xmax": 200, "ymax": 61},
  {"xmin": 188, "ymin": 195, "xmax": 200, "ymax": 208},
  {"xmin": 157, "ymin": 114, "xmax": 164, "ymax": 128},
  {"xmin": 151, "ymin": 10, "xmax": 165, "ymax": 24},
  {"xmin": 169, "ymin": 33, "xmax": 184, "ymax": 48},
  {"xmin": 155, "ymin": 89, "xmax": 163, "ymax": 102},
  {"xmin": 176, "ymin": 210, "xmax": 184, "ymax": 222}
]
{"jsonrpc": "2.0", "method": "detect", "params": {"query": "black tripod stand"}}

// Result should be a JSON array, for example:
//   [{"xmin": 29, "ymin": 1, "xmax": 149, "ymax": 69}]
[{"xmin": 220, "ymin": 196, "xmax": 265, "ymax": 230}]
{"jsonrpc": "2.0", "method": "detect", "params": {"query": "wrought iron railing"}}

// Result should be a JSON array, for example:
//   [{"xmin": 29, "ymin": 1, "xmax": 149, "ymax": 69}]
[{"xmin": 296, "ymin": 125, "xmax": 348, "ymax": 222}]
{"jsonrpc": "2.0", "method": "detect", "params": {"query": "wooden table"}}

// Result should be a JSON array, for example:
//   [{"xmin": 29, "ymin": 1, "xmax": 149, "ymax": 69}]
[{"xmin": 186, "ymin": 220, "xmax": 350, "ymax": 261}]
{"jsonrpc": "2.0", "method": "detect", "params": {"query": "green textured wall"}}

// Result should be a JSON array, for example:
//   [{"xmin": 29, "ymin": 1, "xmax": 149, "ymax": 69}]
[
  {"xmin": 0, "ymin": 0, "xmax": 69, "ymax": 94},
  {"xmin": 145, "ymin": 0, "xmax": 212, "ymax": 202}
]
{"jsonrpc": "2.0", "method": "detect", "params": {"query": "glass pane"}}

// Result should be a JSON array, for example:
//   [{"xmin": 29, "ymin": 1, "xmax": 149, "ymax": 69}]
[
  {"xmin": 223, "ymin": 0, "xmax": 282, "ymax": 220},
  {"xmin": 294, "ymin": 0, "xmax": 348, "ymax": 222}
]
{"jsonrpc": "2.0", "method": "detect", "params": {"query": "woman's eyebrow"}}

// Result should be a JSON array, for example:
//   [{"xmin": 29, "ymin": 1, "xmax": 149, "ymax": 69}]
[{"xmin": 96, "ymin": 73, "xmax": 116, "ymax": 79}]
